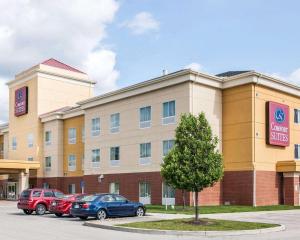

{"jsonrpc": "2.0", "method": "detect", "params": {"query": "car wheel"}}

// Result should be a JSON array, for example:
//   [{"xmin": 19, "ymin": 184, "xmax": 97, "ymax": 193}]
[
  {"xmin": 96, "ymin": 209, "xmax": 107, "ymax": 220},
  {"xmin": 55, "ymin": 213, "xmax": 63, "ymax": 217},
  {"xmin": 36, "ymin": 204, "xmax": 46, "ymax": 215},
  {"xmin": 136, "ymin": 207, "xmax": 145, "ymax": 217},
  {"xmin": 79, "ymin": 216, "xmax": 88, "ymax": 220},
  {"xmin": 23, "ymin": 209, "xmax": 33, "ymax": 215}
]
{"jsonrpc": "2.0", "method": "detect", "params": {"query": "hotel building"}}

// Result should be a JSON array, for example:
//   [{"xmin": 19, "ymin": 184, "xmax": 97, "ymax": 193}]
[{"xmin": 0, "ymin": 59, "xmax": 299, "ymax": 206}]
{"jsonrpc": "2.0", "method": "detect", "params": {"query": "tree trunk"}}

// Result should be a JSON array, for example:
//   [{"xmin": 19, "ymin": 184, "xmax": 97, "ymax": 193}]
[
  {"xmin": 182, "ymin": 189, "xmax": 186, "ymax": 210},
  {"xmin": 195, "ymin": 191, "xmax": 199, "ymax": 222}
]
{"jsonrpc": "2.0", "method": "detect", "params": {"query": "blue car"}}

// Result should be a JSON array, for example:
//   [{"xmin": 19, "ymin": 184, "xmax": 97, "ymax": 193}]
[{"xmin": 70, "ymin": 193, "xmax": 146, "ymax": 220}]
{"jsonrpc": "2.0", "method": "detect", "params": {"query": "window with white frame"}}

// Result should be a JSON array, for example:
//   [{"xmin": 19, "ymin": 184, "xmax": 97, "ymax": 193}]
[
  {"xmin": 295, "ymin": 109, "xmax": 300, "ymax": 123},
  {"xmin": 91, "ymin": 118, "xmax": 100, "ymax": 136},
  {"xmin": 92, "ymin": 149, "xmax": 100, "ymax": 168},
  {"xmin": 109, "ymin": 182, "xmax": 120, "ymax": 194},
  {"xmin": 45, "ymin": 156, "xmax": 52, "ymax": 171},
  {"xmin": 43, "ymin": 183, "xmax": 50, "ymax": 189},
  {"xmin": 139, "ymin": 182, "xmax": 151, "ymax": 198},
  {"xmin": 162, "ymin": 182, "xmax": 176, "ymax": 198},
  {"xmin": 163, "ymin": 140, "xmax": 175, "ymax": 157},
  {"xmin": 140, "ymin": 106, "xmax": 151, "ymax": 128},
  {"xmin": 82, "ymin": 127, "xmax": 85, "ymax": 143},
  {"xmin": 68, "ymin": 184, "xmax": 76, "ymax": 194},
  {"xmin": 68, "ymin": 154, "xmax": 76, "ymax": 171},
  {"xmin": 140, "ymin": 143, "xmax": 151, "ymax": 165},
  {"xmin": 110, "ymin": 113, "xmax": 120, "ymax": 133},
  {"xmin": 12, "ymin": 137, "xmax": 17, "ymax": 150},
  {"xmin": 295, "ymin": 144, "xmax": 300, "ymax": 159},
  {"xmin": 28, "ymin": 157, "xmax": 33, "ymax": 161},
  {"xmin": 110, "ymin": 147, "xmax": 120, "ymax": 166},
  {"xmin": 68, "ymin": 128, "xmax": 76, "ymax": 144},
  {"xmin": 45, "ymin": 131, "xmax": 51, "ymax": 145},
  {"xmin": 27, "ymin": 133, "xmax": 34, "ymax": 148},
  {"xmin": 162, "ymin": 100, "xmax": 175, "ymax": 124}
]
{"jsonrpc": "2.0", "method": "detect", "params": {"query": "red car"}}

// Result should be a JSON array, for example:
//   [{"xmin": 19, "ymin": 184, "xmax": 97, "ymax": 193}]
[
  {"xmin": 17, "ymin": 188, "xmax": 64, "ymax": 215},
  {"xmin": 49, "ymin": 194, "xmax": 86, "ymax": 217}
]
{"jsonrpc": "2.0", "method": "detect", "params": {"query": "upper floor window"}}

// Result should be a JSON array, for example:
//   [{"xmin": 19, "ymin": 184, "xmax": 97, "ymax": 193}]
[
  {"xmin": 82, "ymin": 153, "xmax": 85, "ymax": 170},
  {"xmin": 295, "ymin": 144, "xmax": 300, "ymax": 159},
  {"xmin": 27, "ymin": 133, "xmax": 34, "ymax": 148},
  {"xmin": 45, "ymin": 156, "xmax": 52, "ymax": 171},
  {"xmin": 140, "ymin": 142, "xmax": 151, "ymax": 165},
  {"xmin": 91, "ymin": 117, "xmax": 100, "ymax": 136},
  {"xmin": 110, "ymin": 113, "xmax": 120, "ymax": 133},
  {"xmin": 68, "ymin": 128, "xmax": 76, "ymax": 144},
  {"xmin": 140, "ymin": 106, "xmax": 151, "ymax": 128},
  {"xmin": 110, "ymin": 147, "xmax": 120, "ymax": 166},
  {"xmin": 163, "ymin": 140, "xmax": 175, "ymax": 157},
  {"xmin": 68, "ymin": 154, "xmax": 76, "ymax": 171},
  {"xmin": 28, "ymin": 157, "xmax": 33, "ymax": 161},
  {"xmin": 162, "ymin": 100, "xmax": 175, "ymax": 124},
  {"xmin": 45, "ymin": 131, "xmax": 52, "ymax": 145},
  {"xmin": 92, "ymin": 149, "xmax": 100, "ymax": 168},
  {"xmin": 12, "ymin": 137, "xmax": 17, "ymax": 150},
  {"xmin": 295, "ymin": 109, "xmax": 300, "ymax": 123}
]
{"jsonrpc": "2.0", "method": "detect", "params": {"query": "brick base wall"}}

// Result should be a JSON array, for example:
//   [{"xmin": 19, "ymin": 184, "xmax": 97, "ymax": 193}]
[{"xmin": 283, "ymin": 175, "xmax": 300, "ymax": 206}]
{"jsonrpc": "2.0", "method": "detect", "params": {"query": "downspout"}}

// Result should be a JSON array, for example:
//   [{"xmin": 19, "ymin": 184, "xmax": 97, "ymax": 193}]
[{"xmin": 253, "ymin": 74, "xmax": 262, "ymax": 207}]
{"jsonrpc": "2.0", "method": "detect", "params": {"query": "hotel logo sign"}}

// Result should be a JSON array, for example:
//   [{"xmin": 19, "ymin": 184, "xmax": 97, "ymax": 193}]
[
  {"xmin": 266, "ymin": 101, "xmax": 289, "ymax": 147},
  {"xmin": 15, "ymin": 86, "xmax": 28, "ymax": 117}
]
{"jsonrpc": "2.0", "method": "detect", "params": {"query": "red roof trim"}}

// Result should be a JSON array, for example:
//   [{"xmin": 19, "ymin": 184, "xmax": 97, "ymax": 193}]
[{"xmin": 41, "ymin": 58, "xmax": 85, "ymax": 74}]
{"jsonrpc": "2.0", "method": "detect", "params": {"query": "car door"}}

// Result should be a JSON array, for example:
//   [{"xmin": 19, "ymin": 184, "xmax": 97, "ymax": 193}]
[
  {"xmin": 43, "ymin": 190, "xmax": 55, "ymax": 208},
  {"xmin": 102, "ymin": 195, "xmax": 120, "ymax": 216},
  {"xmin": 115, "ymin": 195, "xmax": 135, "ymax": 216}
]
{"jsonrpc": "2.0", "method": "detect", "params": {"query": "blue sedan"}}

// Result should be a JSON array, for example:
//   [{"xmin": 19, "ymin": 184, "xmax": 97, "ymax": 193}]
[{"xmin": 70, "ymin": 194, "xmax": 146, "ymax": 220}]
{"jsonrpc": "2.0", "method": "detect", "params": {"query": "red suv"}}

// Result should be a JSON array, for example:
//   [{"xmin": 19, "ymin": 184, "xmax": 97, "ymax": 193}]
[
  {"xmin": 17, "ymin": 188, "xmax": 64, "ymax": 215},
  {"xmin": 49, "ymin": 194, "xmax": 86, "ymax": 217}
]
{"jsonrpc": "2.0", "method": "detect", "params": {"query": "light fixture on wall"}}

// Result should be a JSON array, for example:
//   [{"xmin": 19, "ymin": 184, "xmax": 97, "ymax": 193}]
[{"xmin": 98, "ymin": 174, "xmax": 104, "ymax": 183}]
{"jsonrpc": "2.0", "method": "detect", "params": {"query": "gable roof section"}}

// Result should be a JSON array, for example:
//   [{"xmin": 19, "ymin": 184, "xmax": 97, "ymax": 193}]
[{"xmin": 41, "ymin": 58, "xmax": 85, "ymax": 74}]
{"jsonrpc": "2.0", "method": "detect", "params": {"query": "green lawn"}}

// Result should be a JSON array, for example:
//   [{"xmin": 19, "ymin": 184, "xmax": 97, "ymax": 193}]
[
  {"xmin": 146, "ymin": 204, "xmax": 300, "ymax": 215},
  {"xmin": 118, "ymin": 218, "xmax": 279, "ymax": 231}
]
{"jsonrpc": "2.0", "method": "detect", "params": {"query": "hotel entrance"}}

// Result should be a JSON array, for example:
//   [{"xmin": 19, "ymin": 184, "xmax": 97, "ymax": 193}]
[{"xmin": 5, "ymin": 182, "xmax": 18, "ymax": 200}]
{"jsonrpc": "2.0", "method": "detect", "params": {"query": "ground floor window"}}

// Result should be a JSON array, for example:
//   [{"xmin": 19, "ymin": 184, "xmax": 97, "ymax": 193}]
[
  {"xmin": 43, "ymin": 183, "xmax": 50, "ymax": 189},
  {"xmin": 109, "ymin": 182, "xmax": 120, "ymax": 194},
  {"xmin": 68, "ymin": 184, "xmax": 76, "ymax": 194},
  {"xmin": 162, "ymin": 182, "xmax": 176, "ymax": 205},
  {"xmin": 139, "ymin": 182, "xmax": 151, "ymax": 204},
  {"xmin": 295, "ymin": 144, "xmax": 300, "ymax": 159}
]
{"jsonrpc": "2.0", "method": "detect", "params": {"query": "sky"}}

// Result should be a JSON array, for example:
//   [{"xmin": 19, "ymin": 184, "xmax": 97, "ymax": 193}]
[{"xmin": 1, "ymin": 0, "xmax": 300, "ymax": 123}]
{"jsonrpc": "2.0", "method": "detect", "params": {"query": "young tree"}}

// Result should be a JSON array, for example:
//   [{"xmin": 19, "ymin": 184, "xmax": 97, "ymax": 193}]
[{"xmin": 161, "ymin": 112, "xmax": 223, "ymax": 223}]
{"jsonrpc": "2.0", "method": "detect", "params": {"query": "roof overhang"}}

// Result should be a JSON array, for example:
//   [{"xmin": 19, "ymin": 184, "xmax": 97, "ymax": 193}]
[
  {"xmin": 0, "ymin": 159, "xmax": 40, "ymax": 171},
  {"xmin": 276, "ymin": 160, "xmax": 300, "ymax": 172}
]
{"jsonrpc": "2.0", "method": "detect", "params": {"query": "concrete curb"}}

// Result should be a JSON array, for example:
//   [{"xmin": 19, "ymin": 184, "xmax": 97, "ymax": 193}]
[{"xmin": 83, "ymin": 221, "xmax": 286, "ymax": 236}]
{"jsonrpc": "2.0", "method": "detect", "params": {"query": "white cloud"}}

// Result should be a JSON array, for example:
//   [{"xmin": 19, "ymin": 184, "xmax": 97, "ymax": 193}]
[
  {"xmin": 268, "ymin": 68, "xmax": 300, "ymax": 86},
  {"xmin": 83, "ymin": 49, "xmax": 119, "ymax": 94},
  {"xmin": 0, "ymin": 78, "xmax": 9, "ymax": 124},
  {"xmin": 0, "ymin": 0, "xmax": 120, "ymax": 123},
  {"xmin": 122, "ymin": 12, "xmax": 160, "ymax": 35},
  {"xmin": 184, "ymin": 62, "xmax": 203, "ymax": 72}
]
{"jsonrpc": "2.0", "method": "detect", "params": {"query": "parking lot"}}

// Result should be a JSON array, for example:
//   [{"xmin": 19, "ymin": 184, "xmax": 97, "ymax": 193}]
[{"xmin": 1, "ymin": 201, "xmax": 300, "ymax": 240}]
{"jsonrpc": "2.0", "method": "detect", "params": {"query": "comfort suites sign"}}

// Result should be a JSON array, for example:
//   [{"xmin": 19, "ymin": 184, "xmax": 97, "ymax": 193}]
[
  {"xmin": 15, "ymin": 86, "xmax": 28, "ymax": 117},
  {"xmin": 266, "ymin": 101, "xmax": 289, "ymax": 147}
]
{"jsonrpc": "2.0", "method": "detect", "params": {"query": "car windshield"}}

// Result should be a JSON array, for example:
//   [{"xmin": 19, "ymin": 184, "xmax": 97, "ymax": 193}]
[
  {"xmin": 60, "ymin": 194, "xmax": 74, "ymax": 199},
  {"xmin": 54, "ymin": 191, "xmax": 64, "ymax": 198},
  {"xmin": 80, "ymin": 195, "xmax": 98, "ymax": 202},
  {"xmin": 20, "ymin": 190, "xmax": 31, "ymax": 199}
]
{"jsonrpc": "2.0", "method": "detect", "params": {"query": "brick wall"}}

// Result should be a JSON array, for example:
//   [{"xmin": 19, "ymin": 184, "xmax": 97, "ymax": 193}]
[{"xmin": 284, "ymin": 175, "xmax": 300, "ymax": 206}]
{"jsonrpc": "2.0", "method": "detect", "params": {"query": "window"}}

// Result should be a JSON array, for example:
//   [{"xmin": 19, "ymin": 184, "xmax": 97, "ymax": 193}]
[
  {"xmin": 68, "ymin": 184, "xmax": 76, "ymax": 194},
  {"xmin": 12, "ymin": 137, "xmax": 17, "ymax": 150},
  {"xmin": 140, "ymin": 106, "xmax": 151, "ymax": 128},
  {"xmin": 109, "ymin": 182, "xmax": 120, "ymax": 194},
  {"xmin": 45, "ymin": 156, "xmax": 51, "ymax": 171},
  {"xmin": 163, "ymin": 140, "xmax": 175, "ymax": 157},
  {"xmin": 91, "ymin": 117, "xmax": 100, "ymax": 136},
  {"xmin": 28, "ymin": 157, "xmax": 33, "ymax": 161},
  {"xmin": 44, "ymin": 191, "xmax": 54, "ymax": 197},
  {"xmin": 139, "ymin": 182, "xmax": 151, "ymax": 198},
  {"xmin": 110, "ymin": 113, "xmax": 120, "ymax": 133},
  {"xmin": 92, "ymin": 149, "xmax": 100, "ymax": 168},
  {"xmin": 68, "ymin": 154, "xmax": 76, "ymax": 171},
  {"xmin": 82, "ymin": 127, "xmax": 85, "ymax": 143},
  {"xmin": 42, "ymin": 183, "xmax": 50, "ymax": 189},
  {"xmin": 101, "ymin": 195, "xmax": 115, "ymax": 202},
  {"xmin": 162, "ymin": 182, "xmax": 176, "ymax": 198},
  {"xmin": 115, "ymin": 195, "xmax": 127, "ymax": 202},
  {"xmin": 295, "ymin": 144, "xmax": 300, "ymax": 159},
  {"xmin": 32, "ymin": 190, "xmax": 42, "ymax": 197},
  {"xmin": 68, "ymin": 128, "xmax": 76, "ymax": 144},
  {"xmin": 140, "ymin": 143, "xmax": 151, "ymax": 165},
  {"xmin": 162, "ymin": 100, "xmax": 176, "ymax": 124},
  {"xmin": 27, "ymin": 133, "xmax": 33, "ymax": 148},
  {"xmin": 45, "ymin": 131, "xmax": 51, "ymax": 145},
  {"xmin": 295, "ymin": 109, "xmax": 300, "ymax": 123},
  {"xmin": 82, "ymin": 153, "xmax": 85, "ymax": 170},
  {"xmin": 110, "ymin": 147, "xmax": 120, "ymax": 166}
]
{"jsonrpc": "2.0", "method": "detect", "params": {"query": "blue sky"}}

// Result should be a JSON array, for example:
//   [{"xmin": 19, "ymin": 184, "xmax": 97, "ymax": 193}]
[{"xmin": 1, "ymin": 0, "xmax": 300, "ymax": 123}]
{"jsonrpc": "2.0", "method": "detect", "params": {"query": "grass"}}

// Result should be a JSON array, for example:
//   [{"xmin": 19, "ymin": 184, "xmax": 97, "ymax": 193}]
[
  {"xmin": 146, "ymin": 204, "xmax": 300, "ymax": 215},
  {"xmin": 118, "ymin": 218, "xmax": 279, "ymax": 231}
]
